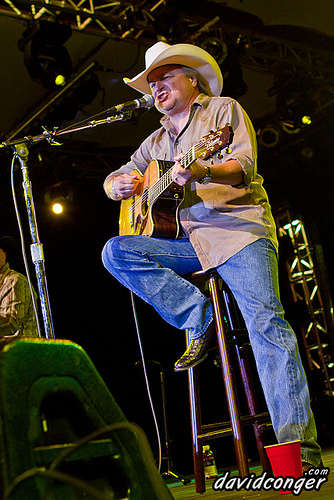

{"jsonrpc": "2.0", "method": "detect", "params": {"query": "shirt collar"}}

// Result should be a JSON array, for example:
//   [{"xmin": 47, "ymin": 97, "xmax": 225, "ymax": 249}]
[
  {"xmin": 160, "ymin": 93, "xmax": 210, "ymax": 133},
  {"xmin": 193, "ymin": 93, "xmax": 211, "ymax": 108}
]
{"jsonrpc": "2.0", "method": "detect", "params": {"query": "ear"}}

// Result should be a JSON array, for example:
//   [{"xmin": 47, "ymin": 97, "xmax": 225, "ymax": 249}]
[{"xmin": 189, "ymin": 76, "xmax": 198, "ymax": 88}]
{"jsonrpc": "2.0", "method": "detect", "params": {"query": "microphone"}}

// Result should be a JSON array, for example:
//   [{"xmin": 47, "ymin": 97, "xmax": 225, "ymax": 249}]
[{"xmin": 109, "ymin": 94, "xmax": 155, "ymax": 113}]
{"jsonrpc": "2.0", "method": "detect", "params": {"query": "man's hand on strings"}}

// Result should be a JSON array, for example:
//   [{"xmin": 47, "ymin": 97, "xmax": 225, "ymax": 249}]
[
  {"xmin": 171, "ymin": 154, "xmax": 207, "ymax": 185},
  {"xmin": 109, "ymin": 173, "xmax": 139, "ymax": 199}
]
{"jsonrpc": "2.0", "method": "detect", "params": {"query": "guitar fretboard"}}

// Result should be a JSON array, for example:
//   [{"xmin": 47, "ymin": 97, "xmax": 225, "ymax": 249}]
[
  {"xmin": 130, "ymin": 126, "xmax": 231, "ymax": 217},
  {"xmin": 139, "ymin": 143, "xmax": 204, "ymax": 209}
]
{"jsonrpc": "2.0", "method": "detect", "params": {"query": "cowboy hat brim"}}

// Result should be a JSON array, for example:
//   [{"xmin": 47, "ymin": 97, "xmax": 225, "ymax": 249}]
[{"xmin": 124, "ymin": 43, "xmax": 223, "ymax": 97}]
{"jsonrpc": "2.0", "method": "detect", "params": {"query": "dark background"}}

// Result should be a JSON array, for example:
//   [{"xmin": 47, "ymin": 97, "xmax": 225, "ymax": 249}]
[{"xmin": 1, "ymin": 0, "xmax": 334, "ymax": 477}]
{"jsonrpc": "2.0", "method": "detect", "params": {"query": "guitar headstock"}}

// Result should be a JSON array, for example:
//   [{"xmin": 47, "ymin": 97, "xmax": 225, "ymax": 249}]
[{"xmin": 196, "ymin": 124, "xmax": 234, "ymax": 161}]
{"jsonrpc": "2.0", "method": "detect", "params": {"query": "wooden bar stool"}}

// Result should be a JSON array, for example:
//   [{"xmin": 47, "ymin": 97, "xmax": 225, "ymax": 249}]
[{"xmin": 184, "ymin": 269, "xmax": 273, "ymax": 493}]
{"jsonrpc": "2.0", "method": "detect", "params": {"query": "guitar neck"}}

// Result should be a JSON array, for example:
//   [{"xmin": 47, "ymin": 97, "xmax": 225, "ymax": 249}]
[
  {"xmin": 180, "ymin": 145, "xmax": 197, "ymax": 170},
  {"xmin": 148, "ymin": 125, "xmax": 232, "ymax": 204}
]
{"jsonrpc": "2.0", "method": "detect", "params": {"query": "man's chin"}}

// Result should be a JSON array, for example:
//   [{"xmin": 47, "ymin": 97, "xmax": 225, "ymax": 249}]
[{"xmin": 155, "ymin": 101, "xmax": 170, "ymax": 115}]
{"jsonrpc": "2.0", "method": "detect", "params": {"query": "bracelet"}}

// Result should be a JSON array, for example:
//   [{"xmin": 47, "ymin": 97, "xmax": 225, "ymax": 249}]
[{"xmin": 198, "ymin": 165, "xmax": 212, "ymax": 184}]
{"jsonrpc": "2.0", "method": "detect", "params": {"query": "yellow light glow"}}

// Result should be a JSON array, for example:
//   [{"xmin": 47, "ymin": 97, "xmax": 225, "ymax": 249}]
[
  {"xmin": 52, "ymin": 202, "xmax": 64, "ymax": 214},
  {"xmin": 55, "ymin": 74, "xmax": 66, "ymax": 86},
  {"xmin": 302, "ymin": 115, "xmax": 312, "ymax": 125}
]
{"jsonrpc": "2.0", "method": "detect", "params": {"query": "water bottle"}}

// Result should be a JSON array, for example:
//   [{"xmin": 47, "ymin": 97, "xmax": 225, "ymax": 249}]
[{"xmin": 203, "ymin": 444, "xmax": 218, "ymax": 479}]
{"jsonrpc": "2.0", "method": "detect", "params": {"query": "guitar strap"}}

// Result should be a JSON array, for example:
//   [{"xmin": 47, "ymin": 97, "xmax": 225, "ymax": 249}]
[{"xmin": 169, "ymin": 105, "xmax": 197, "ymax": 161}]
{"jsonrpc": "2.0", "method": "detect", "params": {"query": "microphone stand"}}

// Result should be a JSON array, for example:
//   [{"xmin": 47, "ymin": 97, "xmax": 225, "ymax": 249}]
[
  {"xmin": 13, "ymin": 142, "xmax": 55, "ymax": 339},
  {"xmin": 2, "ymin": 110, "xmax": 133, "ymax": 339}
]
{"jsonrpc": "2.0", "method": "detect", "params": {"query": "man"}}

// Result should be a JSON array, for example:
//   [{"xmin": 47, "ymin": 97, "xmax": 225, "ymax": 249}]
[
  {"xmin": 0, "ymin": 236, "xmax": 39, "ymax": 340},
  {"xmin": 102, "ymin": 42, "xmax": 322, "ymax": 468}
]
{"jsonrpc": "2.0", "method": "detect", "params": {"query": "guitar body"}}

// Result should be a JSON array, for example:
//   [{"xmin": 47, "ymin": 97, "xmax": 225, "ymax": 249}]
[
  {"xmin": 118, "ymin": 125, "xmax": 234, "ymax": 239},
  {"xmin": 119, "ymin": 160, "xmax": 184, "ymax": 238}
]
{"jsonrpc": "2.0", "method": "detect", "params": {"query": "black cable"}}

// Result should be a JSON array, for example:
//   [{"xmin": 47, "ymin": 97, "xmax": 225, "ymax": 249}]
[
  {"xmin": 130, "ymin": 291, "xmax": 162, "ymax": 472},
  {"xmin": 4, "ymin": 468, "xmax": 112, "ymax": 500},
  {"xmin": 4, "ymin": 421, "xmax": 169, "ymax": 499}
]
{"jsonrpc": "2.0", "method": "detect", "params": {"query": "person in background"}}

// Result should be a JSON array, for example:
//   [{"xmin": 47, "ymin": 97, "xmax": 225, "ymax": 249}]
[
  {"xmin": 101, "ymin": 42, "xmax": 322, "ymax": 470},
  {"xmin": 0, "ymin": 235, "xmax": 39, "ymax": 340}
]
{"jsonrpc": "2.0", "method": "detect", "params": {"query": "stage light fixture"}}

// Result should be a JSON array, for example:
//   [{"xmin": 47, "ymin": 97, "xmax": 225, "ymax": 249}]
[
  {"xmin": 151, "ymin": 0, "xmax": 182, "ymax": 39},
  {"xmin": 51, "ymin": 199, "xmax": 65, "ymax": 215},
  {"xmin": 38, "ymin": 71, "xmax": 101, "ymax": 130},
  {"xmin": 302, "ymin": 115, "xmax": 312, "ymax": 126},
  {"xmin": 200, "ymin": 37, "xmax": 247, "ymax": 99},
  {"xmin": 18, "ymin": 20, "xmax": 73, "ymax": 90},
  {"xmin": 45, "ymin": 182, "xmax": 73, "ymax": 216},
  {"xmin": 258, "ymin": 125, "xmax": 280, "ymax": 148},
  {"xmin": 270, "ymin": 74, "xmax": 315, "ymax": 132},
  {"xmin": 200, "ymin": 38, "xmax": 228, "ymax": 66}
]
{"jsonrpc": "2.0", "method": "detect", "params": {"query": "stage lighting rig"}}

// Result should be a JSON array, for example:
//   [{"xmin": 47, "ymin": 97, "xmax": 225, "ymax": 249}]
[
  {"xmin": 269, "ymin": 73, "xmax": 315, "ymax": 133},
  {"xmin": 18, "ymin": 20, "xmax": 73, "ymax": 90},
  {"xmin": 200, "ymin": 36, "xmax": 248, "ymax": 99},
  {"xmin": 200, "ymin": 38, "xmax": 228, "ymax": 66}
]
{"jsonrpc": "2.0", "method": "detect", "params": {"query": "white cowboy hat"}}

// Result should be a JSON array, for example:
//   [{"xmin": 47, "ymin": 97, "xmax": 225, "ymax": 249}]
[{"xmin": 124, "ymin": 41, "xmax": 223, "ymax": 97}]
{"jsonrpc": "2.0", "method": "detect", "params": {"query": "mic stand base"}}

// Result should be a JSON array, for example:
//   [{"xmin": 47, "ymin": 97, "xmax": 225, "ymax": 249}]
[{"xmin": 162, "ymin": 469, "xmax": 191, "ymax": 485}]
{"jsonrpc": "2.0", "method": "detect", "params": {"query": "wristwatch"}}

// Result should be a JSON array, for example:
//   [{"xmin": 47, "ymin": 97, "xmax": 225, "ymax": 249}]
[{"xmin": 198, "ymin": 165, "xmax": 212, "ymax": 184}]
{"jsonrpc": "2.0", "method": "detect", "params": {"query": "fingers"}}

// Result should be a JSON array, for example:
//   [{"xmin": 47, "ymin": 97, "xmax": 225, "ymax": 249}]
[
  {"xmin": 172, "ymin": 166, "xmax": 182, "ymax": 184},
  {"xmin": 172, "ymin": 164, "xmax": 192, "ymax": 185},
  {"xmin": 113, "ymin": 174, "xmax": 138, "ymax": 197}
]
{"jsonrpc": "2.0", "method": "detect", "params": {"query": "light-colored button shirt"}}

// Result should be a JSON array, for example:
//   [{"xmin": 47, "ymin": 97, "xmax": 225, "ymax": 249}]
[
  {"xmin": 106, "ymin": 94, "xmax": 278, "ymax": 270},
  {"xmin": 0, "ymin": 262, "xmax": 39, "ymax": 338}
]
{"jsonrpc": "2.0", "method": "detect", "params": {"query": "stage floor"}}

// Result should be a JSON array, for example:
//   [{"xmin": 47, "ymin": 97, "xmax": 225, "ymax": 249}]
[{"xmin": 166, "ymin": 447, "xmax": 334, "ymax": 499}]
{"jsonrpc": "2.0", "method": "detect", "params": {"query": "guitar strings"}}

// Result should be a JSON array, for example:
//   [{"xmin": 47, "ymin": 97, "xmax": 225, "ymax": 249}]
[
  {"xmin": 130, "ymin": 137, "xmax": 216, "ymax": 216},
  {"xmin": 133, "ymin": 142, "xmax": 202, "ymax": 207},
  {"xmin": 129, "ymin": 131, "xmax": 227, "ymax": 217},
  {"xmin": 131, "ymin": 145, "xmax": 194, "ymax": 211}
]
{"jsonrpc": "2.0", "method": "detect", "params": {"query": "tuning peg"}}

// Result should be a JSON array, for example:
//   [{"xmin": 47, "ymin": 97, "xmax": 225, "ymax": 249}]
[{"xmin": 225, "ymin": 147, "xmax": 232, "ymax": 154}]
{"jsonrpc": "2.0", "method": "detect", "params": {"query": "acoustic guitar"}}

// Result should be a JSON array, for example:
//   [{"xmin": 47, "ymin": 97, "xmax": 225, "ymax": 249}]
[{"xmin": 119, "ymin": 124, "xmax": 233, "ymax": 239}]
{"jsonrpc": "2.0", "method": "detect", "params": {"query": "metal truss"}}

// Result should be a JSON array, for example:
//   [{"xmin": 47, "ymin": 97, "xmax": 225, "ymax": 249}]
[
  {"xmin": 2, "ymin": 1, "xmax": 158, "ymax": 40},
  {"xmin": 195, "ymin": 23, "xmax": 334, "ymax": 120},
  {"xmin": 2, "ymin": 1, "xmax": 334, "ymax": 77},
  {"xmin": 277, "ymin": 210, "xmax": 334, "ymax": 395},
  {"xmin": 2, "ymin": 0, "xmax": 334, "ymax": 144}
]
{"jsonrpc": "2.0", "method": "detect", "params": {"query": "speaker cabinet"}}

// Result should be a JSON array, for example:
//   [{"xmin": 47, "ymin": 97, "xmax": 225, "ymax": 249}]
[{"xmin": 0, "ymin": 338, "xmax": 173, "ymax": 500}]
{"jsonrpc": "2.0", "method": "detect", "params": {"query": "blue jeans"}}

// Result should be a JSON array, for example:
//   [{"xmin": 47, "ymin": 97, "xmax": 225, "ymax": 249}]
[{"xmin": 102, "ymin": 235, "xmax": 322, "ymax": 466}]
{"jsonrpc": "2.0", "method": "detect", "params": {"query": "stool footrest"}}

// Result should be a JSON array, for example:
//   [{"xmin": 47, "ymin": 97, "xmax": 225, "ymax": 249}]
[{"xmin": 200, "ymin": 412, "xmax": 272, "ymax": 440}]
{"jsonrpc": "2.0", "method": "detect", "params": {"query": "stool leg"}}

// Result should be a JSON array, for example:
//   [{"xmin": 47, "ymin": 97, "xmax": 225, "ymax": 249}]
[
  {"xmin": 236, "ymin": 345, "xmax": 272, "ymax": 473},
  {"xmin": 222, "ymin": 291, "xmax": 272, "ymax": 473},
  {"xmin": 209, "ymin": 274, "xmax": 249, "ymax": 477},
  {"xmin": 222, "ymin": 288, "xmax": 272, "ymax": 473}
]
